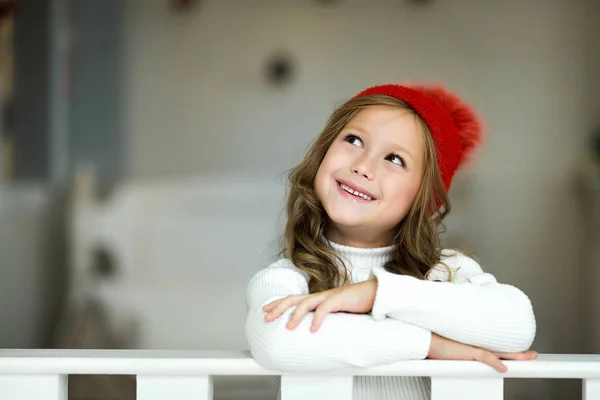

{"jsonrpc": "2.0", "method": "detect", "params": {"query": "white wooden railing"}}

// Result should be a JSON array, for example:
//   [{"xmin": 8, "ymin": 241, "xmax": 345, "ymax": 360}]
[{"xmin": 1, "ymin": 350, "xmax": 600, "ymax": 400}]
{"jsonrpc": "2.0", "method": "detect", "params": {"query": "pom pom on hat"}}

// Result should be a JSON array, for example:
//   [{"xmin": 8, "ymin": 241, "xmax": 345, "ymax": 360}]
[{"xmin": 353, "ymin": 83, "xmax": 484, "ymax": 192}]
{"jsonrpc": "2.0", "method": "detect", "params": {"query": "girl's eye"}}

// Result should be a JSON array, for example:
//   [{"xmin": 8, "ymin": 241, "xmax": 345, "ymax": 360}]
[
  {"xmin": 386, "ymin": 153, "xmax": 406, "ymax": 167},
  {"xmin": 343, "ymin": 134, "xmax": 363, "ymax": 147}
]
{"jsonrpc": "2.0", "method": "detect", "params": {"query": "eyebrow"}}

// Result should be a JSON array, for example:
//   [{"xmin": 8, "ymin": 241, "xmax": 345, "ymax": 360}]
[
  {"xmin": 345, "ymin": 124, "xmax": 370, "ymax": 135},
  {"xmin": 344, "ymin": 124, "xmax": 415, "ymax": 161}
]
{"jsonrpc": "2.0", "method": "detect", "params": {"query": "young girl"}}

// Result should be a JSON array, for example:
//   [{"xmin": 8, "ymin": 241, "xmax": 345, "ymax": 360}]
[{"xmin": 245, "ymin": 83, "xmax": 537, "ymax": 400}]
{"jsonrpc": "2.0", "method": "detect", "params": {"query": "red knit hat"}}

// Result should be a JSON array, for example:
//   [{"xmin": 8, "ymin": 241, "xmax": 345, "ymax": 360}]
[{"xmin": 352, "ymin": 84, "xmax": 484, "ymax": 192}]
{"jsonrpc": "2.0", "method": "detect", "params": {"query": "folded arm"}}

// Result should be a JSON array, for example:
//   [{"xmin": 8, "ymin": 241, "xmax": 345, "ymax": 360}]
[
  {"xmin": 371, "ymin": 251, "xmax": 536, "ymax": 352},
  {"xmin": 246, "ymin": 260, "xmax": 432, "ymax": 372}
]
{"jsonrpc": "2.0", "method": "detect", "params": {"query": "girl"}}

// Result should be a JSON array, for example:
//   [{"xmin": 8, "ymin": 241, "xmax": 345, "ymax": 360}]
[{"xmin": 245, "ymin": 83, "xmax": 537, "ymax": 400}]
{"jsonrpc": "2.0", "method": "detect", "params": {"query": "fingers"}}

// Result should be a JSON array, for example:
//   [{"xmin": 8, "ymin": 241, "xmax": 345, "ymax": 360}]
[
  {"xmin": 494, "ymin": 350, "xmax": 538, "ymax": 361},
  {"xmin": 475, "ymin": 349, "xmax": 507, "ymax": 373},
  {"xmin": 262, "ymin": 299, "xmax": 281, "ymax": 313},
  {"xmin": 262, "ymin": 300, "xmax": 279, "ymax": 312},
  {"xmin": 263, "ymin": 296, "xmax": 301, "ymax": 322},
  {"xmin": 528, "ymin": 350, "xmax": 539, "ymax": 359},
  {"xmin": 262, "ymin": 294, "xmax": 336, "ymax": 332},
  {"xmin": 287, "ymin": 296, "xmax": 323, "ymax": 330},
  {"xmin": 310, "ymin": 300, "xmax": 336, "ymax": 333},
  {"xmin": 477, "ymin": 349, "xmax": 539, "ymax": 372}
]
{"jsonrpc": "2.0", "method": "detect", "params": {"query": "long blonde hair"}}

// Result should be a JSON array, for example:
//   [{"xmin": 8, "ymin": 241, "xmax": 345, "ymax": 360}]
[{"xmin": 284, "ymin": 94, "xmax": 451, "ymax": 293}]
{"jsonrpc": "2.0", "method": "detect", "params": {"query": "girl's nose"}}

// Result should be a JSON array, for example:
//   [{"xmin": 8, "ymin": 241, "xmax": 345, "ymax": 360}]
[{"xmin": 350, "ymin": 156, "xmax": 375, "ymax": 180}]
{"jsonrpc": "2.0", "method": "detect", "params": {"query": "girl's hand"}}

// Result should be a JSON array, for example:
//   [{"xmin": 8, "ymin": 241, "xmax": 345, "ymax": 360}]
[
  {"xmin": 428, "ymin": 333, "xmax": 538, "ymax": 372},
  {"xmin": 262, "ymin": 280, "xmax": 378, "ymax": 332}
]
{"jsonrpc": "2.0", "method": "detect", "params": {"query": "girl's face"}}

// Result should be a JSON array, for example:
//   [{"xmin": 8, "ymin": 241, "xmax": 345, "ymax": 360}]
[{"xmin": 315, "ymin": 105, "xmax": 426, "ymax": 248}]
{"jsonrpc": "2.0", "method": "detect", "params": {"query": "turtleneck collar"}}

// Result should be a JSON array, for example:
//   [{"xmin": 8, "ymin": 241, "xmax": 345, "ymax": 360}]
[{"xmin": 326, "ymin": 239, "xmax": 394, "ymax": 271}]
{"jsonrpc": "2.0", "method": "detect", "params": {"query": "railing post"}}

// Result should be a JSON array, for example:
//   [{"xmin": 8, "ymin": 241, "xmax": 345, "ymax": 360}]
[
  {"xmin": 583, "ymin": 379, "xmax": 600, "ymax": 400},
  {"xmin": 281, "ymin": 376, "xmax": 353, "ymax": 400},
  {"xmin": 431, "ymin": 377, "xmax": 503, "ymax": 400},
  {"xmin": 137, "ymin": 375, "xmax": 213, "ymax": 400},
  {"xmin": 0, "ymin": 375, "xmax": 68, "ymax": 400}
]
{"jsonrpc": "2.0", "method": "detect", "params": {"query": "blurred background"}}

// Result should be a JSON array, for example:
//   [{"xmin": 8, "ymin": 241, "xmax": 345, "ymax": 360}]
[{"xmin": 0, "ymin": 0, "xmax": 599, "ymax": 399}]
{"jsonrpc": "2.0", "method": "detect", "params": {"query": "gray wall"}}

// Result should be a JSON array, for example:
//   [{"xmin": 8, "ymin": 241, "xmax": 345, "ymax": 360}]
[
  {"xmin": 1, "ymin": 0, "xmax": 124, "ymax": 348},
  {"xmin": 69, "ymin": 0, "xmax": 124, "ymax": 184},
  {"xmin": 12, "ymin": 0, "xmax": 51, "ymax": 180},
  {"xmin": 12, "ymin": 0, "xmax": 123, "ymax": 184},
  {"xmin": 583, "ymin": 0, "xmax": 600, "ymax": 354},
  {"xmin": 0, "ymin": 185, "xmax": 66, "ymax": 348}
]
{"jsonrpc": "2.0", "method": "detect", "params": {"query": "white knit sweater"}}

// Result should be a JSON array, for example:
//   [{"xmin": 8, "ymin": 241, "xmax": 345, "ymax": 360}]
[{"xmin": 245, "ymin": 241, "xmax": 536, "ymax": 400}]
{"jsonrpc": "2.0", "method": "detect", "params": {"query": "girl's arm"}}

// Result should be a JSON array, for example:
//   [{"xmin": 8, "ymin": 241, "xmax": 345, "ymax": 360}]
[
  {"xmin": 246, "ymin": 259, "xmax": 431, "ymax": 372},
  {"xmin": 370, "ymin": 251, "xmax": 536, "ymax": 353}
]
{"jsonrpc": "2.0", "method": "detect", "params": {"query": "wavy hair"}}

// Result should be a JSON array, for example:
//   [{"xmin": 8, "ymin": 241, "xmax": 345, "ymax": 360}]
[{"xmin": 284, "ymin": 94, "xmax": 452, "ymax": 293}]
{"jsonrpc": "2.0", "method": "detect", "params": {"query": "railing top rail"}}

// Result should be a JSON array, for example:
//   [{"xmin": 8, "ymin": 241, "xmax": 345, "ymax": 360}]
[{"xmin": 1, "ymin": 350, "xmax": 599, "ymax": 379}]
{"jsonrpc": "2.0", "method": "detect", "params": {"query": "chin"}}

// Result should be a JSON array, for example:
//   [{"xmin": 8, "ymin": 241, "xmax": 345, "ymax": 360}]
[{"xmin": 325, "ymin": 209, "xmax": 367, "ymax": 229}]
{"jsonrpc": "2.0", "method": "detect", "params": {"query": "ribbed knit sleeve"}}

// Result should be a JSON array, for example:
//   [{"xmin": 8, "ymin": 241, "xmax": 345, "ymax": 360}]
[
  {"xmin": 371, "ymin": 251, "xmax": 536, "ymax": 352},
  {"xmin": 245, "ymin": 259, "xmax": 432, "ymax": 372}
]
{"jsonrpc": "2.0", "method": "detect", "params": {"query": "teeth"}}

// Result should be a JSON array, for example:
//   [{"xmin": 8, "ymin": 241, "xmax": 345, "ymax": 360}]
[{"xmin": 340, "ymin": 183, "xmax": 372, "ymax": 200}]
